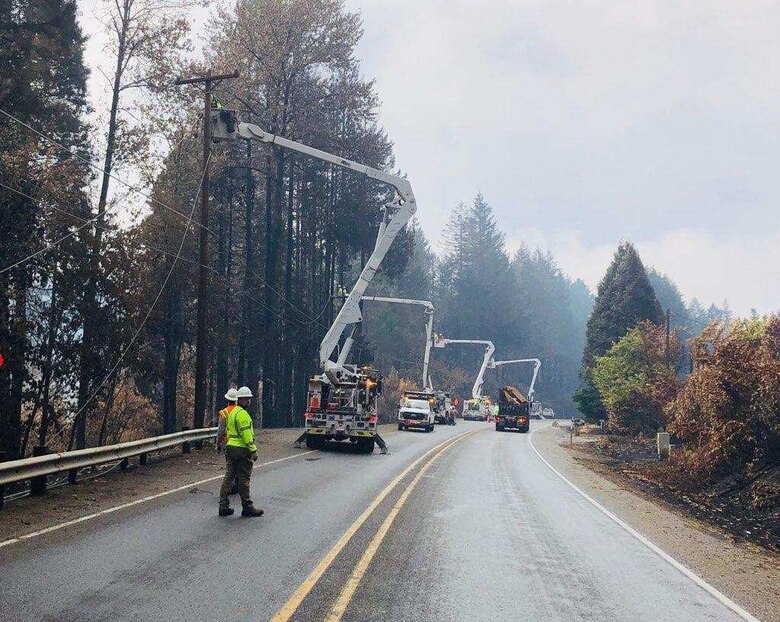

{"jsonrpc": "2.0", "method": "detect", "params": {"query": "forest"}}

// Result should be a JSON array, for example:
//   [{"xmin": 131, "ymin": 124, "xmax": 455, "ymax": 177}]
[{"xmin": 0, "ymin": 0, "xmax": 749, "ymax": 463}]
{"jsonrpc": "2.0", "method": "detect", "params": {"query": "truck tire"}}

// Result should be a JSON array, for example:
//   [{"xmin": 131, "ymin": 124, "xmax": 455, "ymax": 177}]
[
  {"xmin": 495, "ymin": 424, "xmax": 503, "ymax": 432},
  {"xmin": 519, "ymin": 427, "xmax": 529, "ymax": 433},
  {"xmin": 398, "ymin": 423, "xmax": 405, "ymax": 431},
  {"xmin": 359, "ymin": 438, "xmax": 375, "ymax": 453}
]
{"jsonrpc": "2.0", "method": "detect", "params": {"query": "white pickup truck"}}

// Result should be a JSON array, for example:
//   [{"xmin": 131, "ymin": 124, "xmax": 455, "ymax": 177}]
[{"xmin": 398, "ymin": 396, "xmax": 435, "ymax": 432}]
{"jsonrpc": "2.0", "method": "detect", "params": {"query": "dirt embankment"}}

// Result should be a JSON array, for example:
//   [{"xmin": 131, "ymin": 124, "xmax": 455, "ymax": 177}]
[{"xmin": 567, "ymin": 425, "xmax": 779, "ymax": 554}]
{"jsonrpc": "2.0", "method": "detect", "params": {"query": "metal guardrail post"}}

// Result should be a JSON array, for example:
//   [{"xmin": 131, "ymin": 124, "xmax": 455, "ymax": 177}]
[
  {"xmin": 120, "ymin": 458, "xmax": 129, "ymax": 471},
  {"xmin": 182, "ymin": 427, "xmax": 191, "ymax": 454},
  {"xmin": 30, "ymin": 445, "xmax": 51, "ymax": 495},
  {"xmin": 139, "ymin": 453, "xmax": 148, "ymax": 466}
]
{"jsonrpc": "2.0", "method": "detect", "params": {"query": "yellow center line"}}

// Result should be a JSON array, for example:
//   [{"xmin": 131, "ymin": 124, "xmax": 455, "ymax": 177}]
[
  {"xmin": 325, "ymin": 431, "xmax": 472, "ymax": 622},
  {"xmin": 269, "ymin": 429, "xmax": 480, "ymax": 622}
]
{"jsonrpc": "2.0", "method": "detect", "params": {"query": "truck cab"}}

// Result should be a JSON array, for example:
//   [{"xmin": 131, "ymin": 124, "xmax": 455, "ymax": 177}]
[
  {"xmin": 398, "ymin": 391, "xmax": 435, "ymax": 432},
  {"xmin": 432, "ymin": 390, "xmax": 455, "ymax": 425},
  {"xmin": 463, "ymin": 399, "xmax": 488, "ymax": 421}
]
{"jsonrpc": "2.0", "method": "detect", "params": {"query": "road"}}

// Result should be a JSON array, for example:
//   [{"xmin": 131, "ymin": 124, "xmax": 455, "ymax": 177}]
[{"xmin": 0, "ymin": 421, "xmax": 757, "ymax": 622}]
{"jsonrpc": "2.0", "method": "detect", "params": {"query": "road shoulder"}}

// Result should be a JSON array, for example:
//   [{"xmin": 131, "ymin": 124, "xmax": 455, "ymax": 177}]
[
  {"xmin": 0, "ymin": 427, "xmax": 380, "ymax": 544},
  {"xmin": 531, "ymin": 424, "xmax": 780, "ymax": 622}
]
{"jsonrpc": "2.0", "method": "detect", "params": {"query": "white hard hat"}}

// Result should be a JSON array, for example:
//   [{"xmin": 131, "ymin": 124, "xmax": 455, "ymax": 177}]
[
  {"xmin": 224, "ymin": 387, "xmax": 238, "ymax": 402},
  {"xmin": 236, "ymin": 386, "xmax": 253, "ymax": 399}
]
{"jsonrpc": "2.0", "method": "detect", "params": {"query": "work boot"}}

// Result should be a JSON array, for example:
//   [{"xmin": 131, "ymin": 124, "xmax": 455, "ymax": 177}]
[
  {"xmin": 218, "ymin": 507, "xmax": 235, "ymax": 517},
  {"xmin": 241, "ymin": 506, "xmax": 264, "ymax": 518}
]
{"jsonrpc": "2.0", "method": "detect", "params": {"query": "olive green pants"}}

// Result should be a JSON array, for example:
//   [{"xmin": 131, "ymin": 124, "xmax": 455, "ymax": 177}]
[{"xmin": 219, "ymin": 445, "xmax": 254, "ymax": 509}]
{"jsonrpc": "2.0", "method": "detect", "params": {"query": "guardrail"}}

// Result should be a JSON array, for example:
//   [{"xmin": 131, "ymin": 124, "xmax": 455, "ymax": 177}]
[{"xmin": 0, "ymin": 427, "xmax": 217, "ymax": 509}]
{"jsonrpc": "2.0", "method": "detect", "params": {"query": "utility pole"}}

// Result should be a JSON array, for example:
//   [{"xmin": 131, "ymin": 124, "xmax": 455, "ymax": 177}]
[{"xmin": 174, "ymin": 70, "xmax": 239, "ymax": 430}]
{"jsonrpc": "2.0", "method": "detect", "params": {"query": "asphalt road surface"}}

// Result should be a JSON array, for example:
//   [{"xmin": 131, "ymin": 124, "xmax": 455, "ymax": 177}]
[{"xmin": 0, "ymin": 421, "xmax": 757, "ymax": 622}]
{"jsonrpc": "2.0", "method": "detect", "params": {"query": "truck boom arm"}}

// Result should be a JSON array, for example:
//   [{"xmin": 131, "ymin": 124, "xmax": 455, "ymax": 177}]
[
  {"xmin": 433, "ymin": 337, "xmax": 495, "ymax": 399},
  {"xmin": 361, "ymin": 296, "xmax": 434, "ymax": 390},
  {"xmin": 211, "ymin": 111, "xmax": 417, "ymax": 381},
  {"xmin": 489, "ymin": 358, "xmax": 541, "ymax": 400}
]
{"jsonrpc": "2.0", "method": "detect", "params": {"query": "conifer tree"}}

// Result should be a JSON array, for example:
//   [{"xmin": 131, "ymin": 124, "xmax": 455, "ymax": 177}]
[
  {"xmin": 0, "ymin": 0, "xmax": 92, "ymax": 457},
  {"xmin": 574, "ymin": 242, "xmax": 662, "ymax": 420}
]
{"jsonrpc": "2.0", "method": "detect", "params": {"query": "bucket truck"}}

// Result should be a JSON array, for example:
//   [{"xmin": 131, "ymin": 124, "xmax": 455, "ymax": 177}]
[
  {"xmin": 211, "ymin": 110, "xmax": 417, "ymax": 454},
  {"xmin": 361, "ymin": 296, "xmax": 446, "ymax": 431},
  {"xmin": 488, "ymin": 358, "xmax": 541, "ymax": 405},
  {"xmin": 488, "ymin": 358, "xmax": 540, "ymax": 431},
  {"xmin": 361, "ymin": 296, "xmax": 434, "ymax": 391},
  {"xmin": 433, "ymin": 336, "xmax": 495, "ymax": 421}
]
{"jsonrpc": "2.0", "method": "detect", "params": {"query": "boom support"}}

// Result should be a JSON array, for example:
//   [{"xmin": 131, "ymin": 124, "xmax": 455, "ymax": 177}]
[
  {"xmin": 489, "ymin": 358, "xmax": 541, "ymax": 402},
  {"xmin": 211, "ymin": 110, "xmax": 417, "ymax": 384},
  {"xmin": 433, "ymin": 337, "xmax": 495, "ymax": 399},
  {"xmin": 361, "ymin": 296, "xmax": 434, "ymax": 390}
]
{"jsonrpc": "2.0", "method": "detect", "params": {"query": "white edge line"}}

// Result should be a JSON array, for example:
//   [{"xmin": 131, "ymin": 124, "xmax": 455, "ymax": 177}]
[
  {"xmin": 0, "ymin": 451, "xmax": 314, "ymax": 550},
  {"xmin": 528, "ymin": 425, "xmax": 761, "ymax": 622}
]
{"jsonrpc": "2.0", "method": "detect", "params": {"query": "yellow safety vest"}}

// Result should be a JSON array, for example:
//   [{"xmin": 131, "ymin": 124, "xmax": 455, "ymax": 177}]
[{"xmin": 225, "ymin": 406, "xmax": 257, "ymax": 453}]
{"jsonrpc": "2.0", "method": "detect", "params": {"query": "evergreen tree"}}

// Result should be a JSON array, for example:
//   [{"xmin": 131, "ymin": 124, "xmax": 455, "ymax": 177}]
[
  {"xmin": 0, "ymin": 0, "xmax": 92, "ymax": 457},
  {"xmin": 574, "ymin": 242, "xmax": 663, "ymax": 420},
  {"xmin": 647, "ymin": 268, "xmax": 689, "ymax": 330},
  {"xmin": 436, "ymin": 194, "xmax": 513, "ymax": 398},
  {"xmin": 508, "ymin": 249, "xmax": 593, "ymax": 413}
]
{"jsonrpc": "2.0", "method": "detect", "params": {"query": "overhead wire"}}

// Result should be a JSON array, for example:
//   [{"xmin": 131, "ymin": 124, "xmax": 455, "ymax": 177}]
[
  {"xmin": 1, "ymin": 177, "xmax": 332, "ymax": 332},
  {"xmin": 44, "ymin": 152, "xmax": 212, "ymax": 447},
  {"xmin": 3, "ymin": 106, "xmax": 392, "ymax": 422},
  {"xmin": 0, "ymin": 107, "xmax": 217, "ymax": 237},
  {"xmin": 0, "ymin": 182, "xmax": 110, "ymax": 275},
  {"xmin": 1, "ymin": 106, "xmax": 325, "ymax": 325}
]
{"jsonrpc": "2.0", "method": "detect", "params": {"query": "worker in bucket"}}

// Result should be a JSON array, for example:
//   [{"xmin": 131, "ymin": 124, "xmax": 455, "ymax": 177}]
[{"xmin": 218, "ymin": 386, "xmax": 263, "ymax": 517}]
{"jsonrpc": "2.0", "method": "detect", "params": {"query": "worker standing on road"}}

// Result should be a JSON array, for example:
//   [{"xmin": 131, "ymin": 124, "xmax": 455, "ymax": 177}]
[{"xmin": 219, "ymin": 386, "xmax": 264, "ymax": 517}]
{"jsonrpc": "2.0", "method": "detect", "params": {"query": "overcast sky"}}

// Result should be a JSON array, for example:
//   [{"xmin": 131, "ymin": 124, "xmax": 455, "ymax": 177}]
[{"xmin": 79, "ymin": 0, "xmax": 780, "ymax": 316}]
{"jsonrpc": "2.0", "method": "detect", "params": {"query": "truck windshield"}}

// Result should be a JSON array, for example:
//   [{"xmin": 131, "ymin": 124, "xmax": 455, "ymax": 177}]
[{"xmin": 402, "ymin": 399, "xmax": 430, "ymax": 410}]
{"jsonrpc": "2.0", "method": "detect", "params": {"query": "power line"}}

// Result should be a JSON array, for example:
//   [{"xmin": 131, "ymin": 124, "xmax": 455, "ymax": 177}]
[
  {"xmin": 1, "ymin": 106, "xmax": 334, "ymax": 326},
  {"xmin": 1, "ymin": 107, "xmax": 344, "ymax": 327},
  {"xmin": 0, "ymin": 182, "xmax": 110, "ymax": 275},
  {"xmin": 47, "ymin": 153, "xmax": 213, "ymax": 447},
  {"xmin": 0, "ymin": 107, "xmax": 217, "ymax": 237},
  {"xmin": 1, "ymin": 178, "xmax": 333, "ymax": 333}
]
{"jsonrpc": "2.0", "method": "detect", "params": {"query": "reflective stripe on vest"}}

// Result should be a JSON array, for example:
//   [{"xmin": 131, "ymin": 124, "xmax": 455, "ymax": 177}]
[{"xmin": 226, "ymin": 406, "xmax": 251, "ymax": 444}]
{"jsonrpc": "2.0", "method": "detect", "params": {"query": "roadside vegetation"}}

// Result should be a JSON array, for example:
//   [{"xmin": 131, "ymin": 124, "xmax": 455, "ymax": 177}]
[{"xmin": 571, "ymin": 242, "xmax": 779, "ymax": 551}]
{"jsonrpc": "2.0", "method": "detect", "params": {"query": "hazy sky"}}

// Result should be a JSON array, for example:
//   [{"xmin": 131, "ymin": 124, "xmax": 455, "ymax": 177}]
[{"xmin": 79, "ymin": 0, "xmax": 780, "ymax": 315}]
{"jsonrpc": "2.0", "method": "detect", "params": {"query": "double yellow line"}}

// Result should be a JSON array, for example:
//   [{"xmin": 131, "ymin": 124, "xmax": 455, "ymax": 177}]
[{"xmin": 270, "ymin": 429, "xmax": 480, "ymax": 622}]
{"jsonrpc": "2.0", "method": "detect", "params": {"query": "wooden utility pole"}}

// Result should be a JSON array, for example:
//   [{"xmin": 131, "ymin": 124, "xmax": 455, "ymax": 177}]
[{"xmin": 174, "ymin": 70, "xmax": 238, "ymax": 430}]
